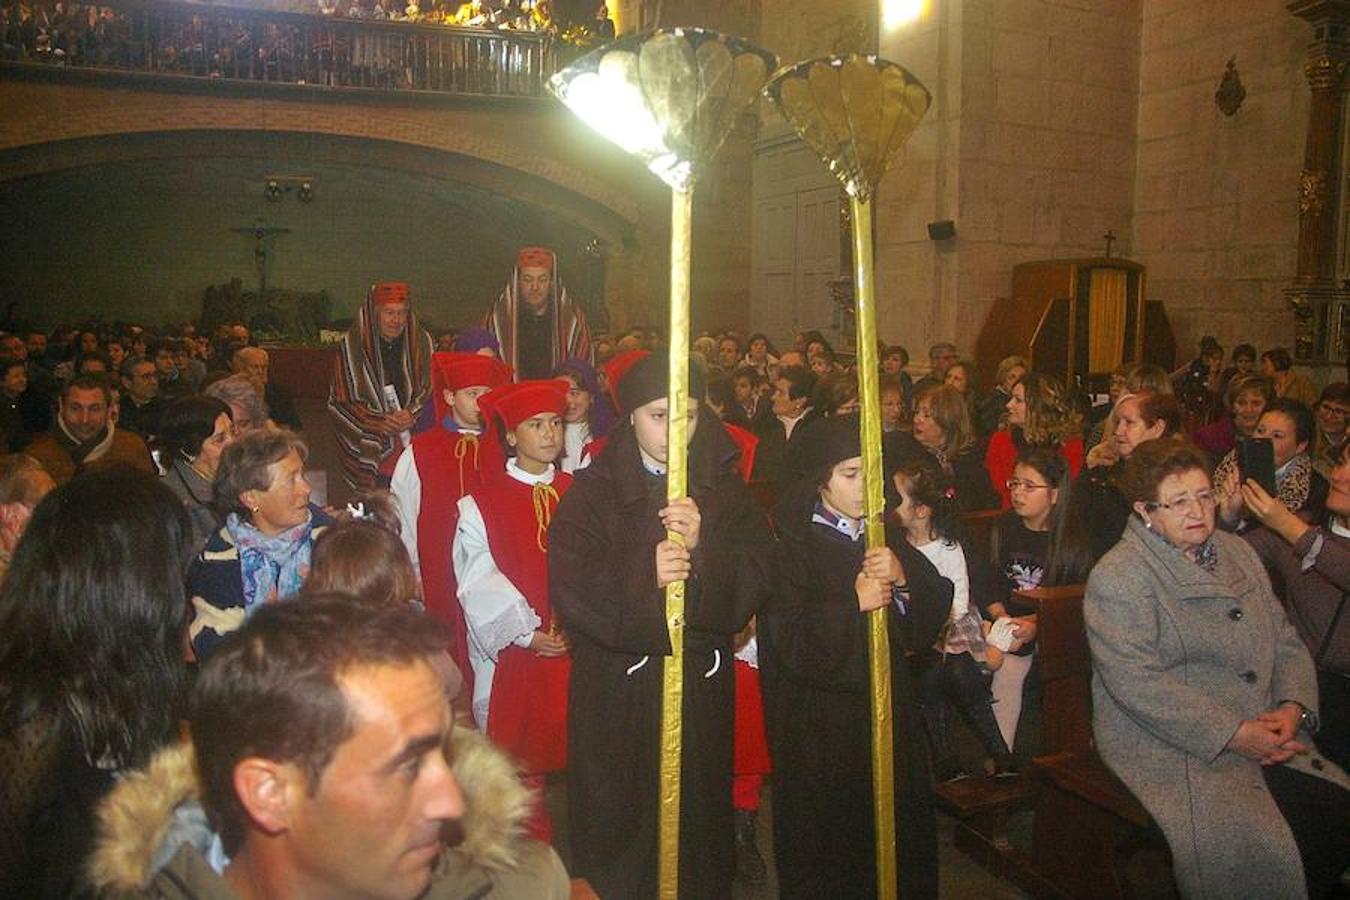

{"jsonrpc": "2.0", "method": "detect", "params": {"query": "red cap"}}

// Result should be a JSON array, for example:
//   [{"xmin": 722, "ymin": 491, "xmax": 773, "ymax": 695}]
[
  {"xmin": 516, "ymin": 246, "xmax": 554, "ymax": 270},
  {"xmin": 479, "ymin": 379, "xmax": 569, "ymax": 433},
  {"xmin": 600, "ymin": 349, "xmax": 650, "ymax": 409},
  {"xmin": 431, "ymin": 352, "xmax": 513, "ymax": 394},
  {"xmin": 370, "ymin": 282, "xmax": 410, "ymax": 306}
]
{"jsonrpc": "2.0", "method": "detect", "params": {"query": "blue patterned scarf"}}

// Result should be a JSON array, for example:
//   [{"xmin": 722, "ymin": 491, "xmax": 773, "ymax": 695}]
[{"xmin": 226, "ymin": 511, "xmax": 315, "ymax": 611}]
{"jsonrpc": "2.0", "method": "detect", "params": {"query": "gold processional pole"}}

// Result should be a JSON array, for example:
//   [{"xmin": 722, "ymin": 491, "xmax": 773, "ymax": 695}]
[
  {"xmin": 550, "ymin": 31, "xmax": 776, "ymax": 898},
  {"xmin": 764, "ymin": 55, "xmax": 931, "ymax": 899}
]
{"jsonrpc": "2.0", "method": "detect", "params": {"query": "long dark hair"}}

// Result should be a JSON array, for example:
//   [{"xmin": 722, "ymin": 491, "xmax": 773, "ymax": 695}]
[
  {"xmin": 1013, "ymin": 448, "xmax": 1093, "ymax": 585},
  {"xmin": 0, "ymin": 465, "xmax": 193, "ymax": 769},
  {"xmin": 890, "ymin": 455, "xmax": 963, "ymax": 544}
]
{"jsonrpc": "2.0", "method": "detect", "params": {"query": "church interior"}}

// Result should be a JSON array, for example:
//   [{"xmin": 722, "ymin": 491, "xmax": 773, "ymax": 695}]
[{"xmin": 3, "ymin": 0, "xmax": 1349, "ymax": 898}]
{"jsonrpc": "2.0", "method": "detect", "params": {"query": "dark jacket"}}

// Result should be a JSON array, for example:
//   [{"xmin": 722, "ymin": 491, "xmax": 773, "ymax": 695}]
[
  {"xmin": 184, "ymin": 505, "xmax": 333, "ymax": 659},
  {"xmin": 549, "ymin": 413, "xmax": 773, "ymax": 899},
  {"xmin": 759, "ymin": 480, "xmax": 952, "ymax": 899},
  {"xmin": 884, "ymin": 432, "xmax": 1000, "ymax": 512}
]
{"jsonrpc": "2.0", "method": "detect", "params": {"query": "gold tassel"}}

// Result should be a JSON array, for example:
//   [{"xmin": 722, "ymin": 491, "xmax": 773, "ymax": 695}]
[
  {"xmin": 454, "ymin": 433, "xmax": 479, "ymax": 493},
  {"xmin": 531, "ymin": 481, "xmax": 559, "ymax": 553}
]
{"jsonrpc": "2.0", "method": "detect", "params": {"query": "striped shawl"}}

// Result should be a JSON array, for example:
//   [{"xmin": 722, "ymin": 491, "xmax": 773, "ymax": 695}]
[{"xmin": 483, "ymin": 252, "xmax": 592, "ymax": 375}]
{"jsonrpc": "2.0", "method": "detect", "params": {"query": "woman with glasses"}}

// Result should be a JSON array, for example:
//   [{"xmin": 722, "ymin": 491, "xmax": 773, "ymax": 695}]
[
  {"xmin": 1215, "ymin": 399, "xmax": 1328, "ymax": 531},
  {"xmin": 1085, "ymin": 437, "xmax": 1350, "ymax": 900},
  {"xmin": 886, "ymin": 384, "xmax": 999, "ymax": 512}
]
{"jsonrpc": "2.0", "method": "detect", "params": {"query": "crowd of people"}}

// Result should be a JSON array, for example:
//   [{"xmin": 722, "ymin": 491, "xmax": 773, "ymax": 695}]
[{"xmin": 1, "ymin": 249, "xmax": 1349, "ymax": 899}]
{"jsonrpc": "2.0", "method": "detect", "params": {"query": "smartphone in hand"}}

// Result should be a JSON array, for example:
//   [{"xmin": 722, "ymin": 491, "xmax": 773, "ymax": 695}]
[{"xmin": 1236, "ymin": 437, "xmax": 1277, "ymax": 496}]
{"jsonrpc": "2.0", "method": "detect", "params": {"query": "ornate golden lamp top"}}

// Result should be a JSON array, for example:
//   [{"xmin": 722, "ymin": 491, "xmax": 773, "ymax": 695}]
[
  {"xmin": 764, "ymin": 54, "xmax": 931, "ymax": 201},
  {"xmin": 549, "ymin": 28, "xmax": 778, "ymax": 192}
]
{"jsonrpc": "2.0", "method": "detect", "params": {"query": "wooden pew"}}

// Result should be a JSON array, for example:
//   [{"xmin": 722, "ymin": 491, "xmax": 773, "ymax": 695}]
[
  {"xmin": 934, "ymin": 506, "xmax": 1037, "ymax": 871},
  {"xmin": 1022, "ymin": 585, "xmax": 1176, "ymax": 900}
]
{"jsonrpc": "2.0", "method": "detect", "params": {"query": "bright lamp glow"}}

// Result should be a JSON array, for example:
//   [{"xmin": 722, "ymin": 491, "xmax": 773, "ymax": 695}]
[{"xmin": 883, "ymin": 0, "xmax": 928, "ymax": 30}]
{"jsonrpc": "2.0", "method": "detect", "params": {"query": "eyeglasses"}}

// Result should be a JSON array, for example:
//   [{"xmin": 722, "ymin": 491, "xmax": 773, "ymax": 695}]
[
  {"xmin": 1144, "ymin": 491, "xmax": 1217, "ymax": 515},
  {"xmin": 1005, "ymin": 478, "xmax": 1050, "ymax": 492}
]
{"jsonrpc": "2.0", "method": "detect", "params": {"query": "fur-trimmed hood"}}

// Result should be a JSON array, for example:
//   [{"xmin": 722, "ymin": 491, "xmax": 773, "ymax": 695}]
[{"xmin": 88, "ymin": 723, "xmax": 536, "ymax": 892}]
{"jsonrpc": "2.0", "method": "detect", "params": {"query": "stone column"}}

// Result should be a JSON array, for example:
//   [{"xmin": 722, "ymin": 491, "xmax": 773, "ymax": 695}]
[{"xmin": 1287, "ymin": 0, "xmax": 1350, "ymax": 360}]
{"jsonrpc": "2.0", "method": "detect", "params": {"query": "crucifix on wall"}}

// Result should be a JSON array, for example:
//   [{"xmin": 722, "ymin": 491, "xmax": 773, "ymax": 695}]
[{"xmin": 230, "ymin": 218, "xmax": 292, "ymax": 297}]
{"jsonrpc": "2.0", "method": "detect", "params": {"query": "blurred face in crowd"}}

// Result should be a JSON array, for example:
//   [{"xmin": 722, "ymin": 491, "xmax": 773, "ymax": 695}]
[
  {"xmin": 1232, "ymin": 388, "xmax": 1266, "ymax": 435},
  {"xmin": 777, "ymin": 351, "xmax": 805, "ymax": 370},
  {"xmin": 1, "ymin": 362, "xmax": 27, "ymax": 398},
  {"xmin": 1113, "ymin": 396, "xmax": 1165, "ymax": 459},
  {"xmin": 1260, "ymin": 356, "xmax": 1278, "ymax": 379},
  {"xmin": 106, "ymin": 341, "xmax": 127, "ymax": 370},
  {"xmin": 1233, "ymin": 353, "xmax": 1256, "ymax": 377},
  {"xmin": 132, "ymin": 336, "xmax": 148, "ymax": 358},
  {"xmin": 819, "ymin": 455, "xmax": 864, "ymax": 520},
  {"xmin": 244, "ymin": 449, "xmax": 311, "ymax": 535},
  {"xmin": 154, "ymin": 347, "xmax": 177, "ymax": 378},
  {"xmin": 882, "ymin": 352, "xmax": 905, "ymax": 375},
  {"xmin": 911, "ymin": 398, "xmax": 946, "ymax": 452},
  {"xmin": 507, "ymin": 412, "xmax": 563, "ymax": 474},
  {"xmin": 0, "ymin": 335, "xmax": 26, "ymax": 361},
  {"xmin": 1008, "ymin": 461, "xmax": 1059, "ymax": 531},
  {"xmin": 1108, "ymin": 373, "xmax": 1128, "ymax": 406},
  {"xmin": 1135, "ymin": 468, "xmax": 1216, "ymax": 556},
  {"xmin": 448, "ymin": 386, "xmax": 489, "ymax": 429},
  {"xmin": 631, "ymin": 397, "xmax": 698, "ymax": 465},
  {"xmin": 1202, "ymin": 351, "xmax": 1223, "ymax": 377},
  {"xmin": 562, "ymin": 376, "xmax": 592, "ymax": 425},
  {"xmin": 1329, "ymin": 445, "xmax": 1350, "ymax": 519},
  {"xmin": 806, "ymin": 340, "xmax": 827, "ymax": 359},
  {"xmin": 124, "ymin": 360, "xmax": 159, "ymax": 403},
  {"xmin": 748, "ymin": 337, "xmax": 769, "ymax": 362},
  {"xmin": 809, "ymin": 355, "xmax": 832, "ymax": 378},
  {"xmin": 717, "ymin": 339, "xmax": 740, "ymax": 370},
  {"xmin": 244, "ymin": 659, "xmax": 462, "ymax": 900},
  {"xmin": 882, "ymin": 388, "xmax": 904, "ymax": 430},
  {"xmin": 1254, "ymin": 410, "xmax": 1308, "ymax": 469},
  {"xmin": 772, "ymin": 377, "xmax": 804, "ymax": 419},
  {"xmin": 944, "ymin": 364, "xmax": 969, "ymax": 395},
  {"xmin": 1006, "ymin": 382, "xmax": 1028, "ymax": 427},
  {"xmin": 518, "ymin": 266, "xmax": 552, "ymax": 311},
  {"xmin": 79, "ymin": 332, "xmax": 99, "ymax": 355},
  {"xmin": 377, "ymin": 303, "xmax": 409, "ymax": 341},
  {"xmin": 1317, "ymin": 397, "xmax": 1349, "ymax": 440},
  {"xmin": 1002, "ymin": 364, "xmax": 1028, "ymax": 392},
  {"xmin": 195, "ymin": 413, "xmax": 236, "ymax": 479},
  {"xmin": 930, "ymin": 346, "xmax": 957, "ymax": 377},
  {"xmin": 233, "ymin": 347, "xmax": 270, "ymax": 394},
  {"xmin": 60, "ymin": 386, "xmax": 109, "ymax": 443},
  {"xmin": 733, "ymin": 374, "xmax": 755, "ymax": 408},
  {"xmin": 24, "ymin": 333, "xmax": 44, "ymax": 359}
]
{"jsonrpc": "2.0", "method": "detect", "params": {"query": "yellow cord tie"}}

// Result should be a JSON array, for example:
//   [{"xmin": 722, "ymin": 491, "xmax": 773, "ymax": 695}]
[
  {"xmin": 532, "ymin": 481, "xmax": 559, "ymax": 553},
  {"xmin": 453, "ymin": 433, "xmax": 480, "ymax": 493}
]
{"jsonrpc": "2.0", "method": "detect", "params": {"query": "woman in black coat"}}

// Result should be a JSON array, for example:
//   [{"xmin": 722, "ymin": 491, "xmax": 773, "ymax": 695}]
[
  {"xmin": 549, "ymin": 355, "xmax": 774, "ymax": 899},
  {"xmin": 885, "ymin": 383, "xmax": 999, "ymax": 512},
  {"xmin": 759, "ymin": 415, "xmax": 953, "ymax": 899}
]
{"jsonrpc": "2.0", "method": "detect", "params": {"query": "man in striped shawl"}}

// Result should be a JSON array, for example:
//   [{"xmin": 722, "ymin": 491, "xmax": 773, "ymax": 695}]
[
  {"xmin": 484, "ymin": 246, "xmax": 592, "ymax": 380},
  {"xmin": 328, "ymin": 281, "xmax": 434, "ymax": 491}
]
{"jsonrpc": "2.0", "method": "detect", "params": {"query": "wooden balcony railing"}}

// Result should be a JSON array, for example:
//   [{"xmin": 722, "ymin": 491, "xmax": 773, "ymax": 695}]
[{"xmin": 1, "ymin": 0, "xmax": 560, "ymax": 98}]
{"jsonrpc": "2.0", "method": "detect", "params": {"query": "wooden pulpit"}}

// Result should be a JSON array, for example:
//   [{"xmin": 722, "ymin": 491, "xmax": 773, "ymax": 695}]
[{"xmin": 975, "ymin": 257, "xmax": 1175, "ymax": 391}]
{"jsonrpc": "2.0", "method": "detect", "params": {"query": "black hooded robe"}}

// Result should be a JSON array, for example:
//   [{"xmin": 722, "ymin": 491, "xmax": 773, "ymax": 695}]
[
  {"xmin": 759, "ymin": 485, "xmax": 953, "ymax": 900},
  {"xmin": 549, "ymin": 416, "xmax": 773, "ymax": 899}
]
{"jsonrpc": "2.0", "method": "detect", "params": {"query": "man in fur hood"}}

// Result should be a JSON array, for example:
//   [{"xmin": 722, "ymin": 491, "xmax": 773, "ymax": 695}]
[{"xmin": 87, "ymin": 594, "xmax": 569, "ymax": 899}]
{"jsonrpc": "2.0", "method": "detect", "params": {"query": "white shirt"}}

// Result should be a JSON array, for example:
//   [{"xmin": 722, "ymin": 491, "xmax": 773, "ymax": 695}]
[
  {"xmin": 915, "ymin": 538, "xmax": 970, "ymax": 621},
  {"xmin": 453, "ymin": 459, "xmax": 554, "ymax": 730},
  {"xmin": 389, "ymin": 423, "xmax": 481, "ymax": 578},
  {"xmin": 562, "ymin": 420, "xmax": 591, "ymax": 474},
  {"xmin": 779, "ymin": 407, "xmax": 812, "ymax": 441}
]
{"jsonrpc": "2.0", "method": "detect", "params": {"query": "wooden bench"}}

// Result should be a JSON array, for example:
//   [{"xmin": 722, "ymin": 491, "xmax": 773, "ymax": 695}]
[{"xmin": 1022, "ymin": 585, "xmax": 1176, "ymax": 900}]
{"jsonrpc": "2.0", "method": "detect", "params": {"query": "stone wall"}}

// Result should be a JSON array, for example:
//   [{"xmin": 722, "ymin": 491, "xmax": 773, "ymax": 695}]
[{"xmin": 1133, "ymin": 0, "xmax": 1309, "ymax": 357}]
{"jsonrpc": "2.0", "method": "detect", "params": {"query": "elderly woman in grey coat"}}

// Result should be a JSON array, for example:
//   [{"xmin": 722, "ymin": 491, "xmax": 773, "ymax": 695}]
[{"xmin": 1085, "ymin": 437, "xmax": 1350, "ymax": 900}]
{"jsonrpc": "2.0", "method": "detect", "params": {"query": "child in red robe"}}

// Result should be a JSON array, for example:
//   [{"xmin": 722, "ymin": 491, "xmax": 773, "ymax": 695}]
[
  {"xmin": 453, "ymin": 378, "xmax": 572, "ymax": 840},
  {"xmin": 391, "ymin": 351, "xmax": 512, "ymax": 704}
]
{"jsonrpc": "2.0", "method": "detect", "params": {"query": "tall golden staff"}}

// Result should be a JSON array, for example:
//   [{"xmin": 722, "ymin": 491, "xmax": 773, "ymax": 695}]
[
  {"xmin": 550, "ymin": 29, "xmax": 776, "ymax": 898},
  {"xmin": 764, "ymin": 55, "xmax": 931, "ymax": 899}
]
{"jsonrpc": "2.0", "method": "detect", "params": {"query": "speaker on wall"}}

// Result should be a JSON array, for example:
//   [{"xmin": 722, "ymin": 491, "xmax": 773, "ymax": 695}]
[{"xmin": 927, "ymin": 219, "xmax": 957, "ymax": 241}]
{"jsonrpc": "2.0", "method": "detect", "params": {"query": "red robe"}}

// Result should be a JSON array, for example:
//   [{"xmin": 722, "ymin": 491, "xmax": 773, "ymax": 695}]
[
  {"xmin": 471, "ymin": 467, "xmax": 573, "ymax": 774},
  {"xmin": 412, "ymin": 427, "xmax": 490, "ymax": 701}
]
